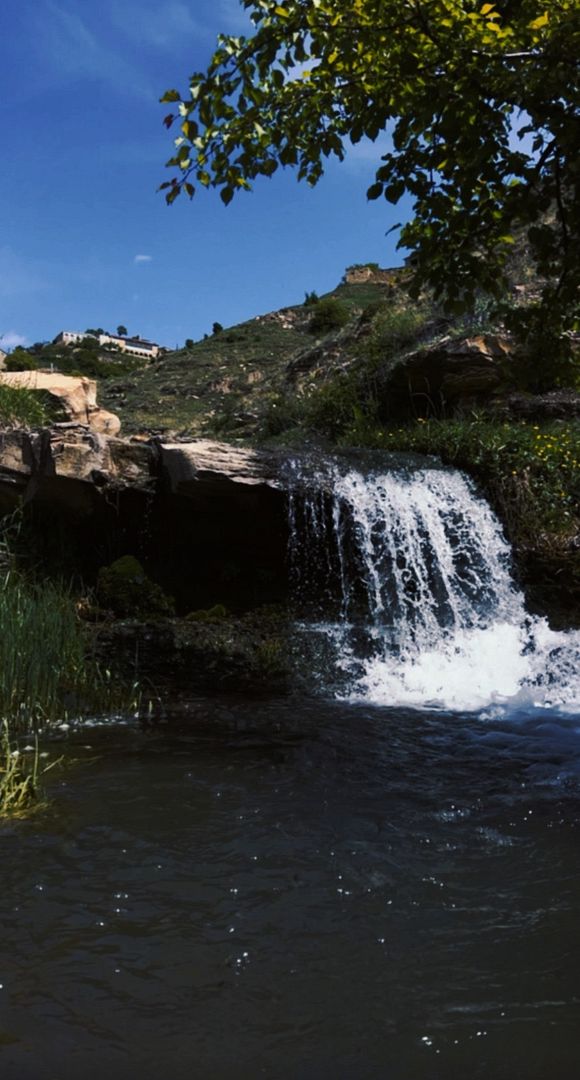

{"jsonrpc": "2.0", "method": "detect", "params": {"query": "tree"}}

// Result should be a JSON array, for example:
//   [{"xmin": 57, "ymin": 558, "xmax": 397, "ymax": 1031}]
[
  {"xmin": 161, "ymin": 1, "xmax": 579, "ymax": 339},
  {"xmin": 117, "ymin": 325, "xmax": 128, "ymax": 337}
]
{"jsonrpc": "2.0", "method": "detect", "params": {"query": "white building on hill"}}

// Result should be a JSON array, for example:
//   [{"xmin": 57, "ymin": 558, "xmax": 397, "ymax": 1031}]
[{"xmin": 53, "ymin": 330, "xmax": 163, "ymax": 360}]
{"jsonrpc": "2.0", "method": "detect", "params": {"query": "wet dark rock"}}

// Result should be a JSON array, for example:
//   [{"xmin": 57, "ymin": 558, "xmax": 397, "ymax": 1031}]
[
  {"xmin": 92, "ymin": 607, "xmax": 291, "ymax": 696},
  {"xmin": 506, "ymin": 390, "xmax": 580, "ymax": 422}
]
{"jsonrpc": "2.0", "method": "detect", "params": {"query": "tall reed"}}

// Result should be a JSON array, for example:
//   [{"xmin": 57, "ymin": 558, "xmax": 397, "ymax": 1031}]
[
  {"xmin": 0, "ymin": 567, "xmax": 139, "ymax": 731},
  {"xmin": 0, "ymin": 723, "xmax": 62, "ymax": 816}
]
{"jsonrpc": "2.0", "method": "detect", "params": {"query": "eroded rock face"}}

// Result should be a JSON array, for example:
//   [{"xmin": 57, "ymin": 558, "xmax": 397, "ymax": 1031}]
[
  {"xmin": 0, "ymin": 427, "xmax": 156, "ymax": 504},
  {"xmin": 506, "ymin": 390, "xmax": 580, "ymax": 422},
  {"xmin": 0, "ymin": 430, "xmax": 289, "ymax": 612},
  {"xmin": 0, "ymin": 371, "xmax": 121, "ymax": 435},
  {"xmin": 0, "ymin": 430, "xmax": 285, "ymax": 501},
  {"xmin": 378, "ymin": 334, "xmax": 512, "ymax": 418},
  {"xmin": 159, "ymin": 439, "xmax": 282, "ymax": 496}
]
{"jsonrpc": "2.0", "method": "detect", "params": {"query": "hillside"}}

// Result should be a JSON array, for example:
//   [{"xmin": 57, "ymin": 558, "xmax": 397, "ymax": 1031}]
[{"xmin": 98, "ymin": 271, "xmax": 408, "ymax": 441}]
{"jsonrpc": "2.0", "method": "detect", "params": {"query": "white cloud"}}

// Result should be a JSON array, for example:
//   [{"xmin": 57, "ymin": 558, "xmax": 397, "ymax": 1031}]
[
  {"xmin": 108, "ymin": 2, "xmax": 203, "ymax": 49},
  {"xmin": 134, "ymin": 254, "xmax": 153, "ymax": 264},
  {"xmin": 0, "ymin": 331, "xmax": 28, "ymax": 351},
  {"xmin": 38, "ymin": 3, "xmax": 154, "ymax": 99}
]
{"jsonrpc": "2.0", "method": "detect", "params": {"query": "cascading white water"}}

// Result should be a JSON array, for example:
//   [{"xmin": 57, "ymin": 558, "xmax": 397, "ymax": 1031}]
[{"xmin": 288, "ymin": 459, "xmax": 580, "ymax": 713}]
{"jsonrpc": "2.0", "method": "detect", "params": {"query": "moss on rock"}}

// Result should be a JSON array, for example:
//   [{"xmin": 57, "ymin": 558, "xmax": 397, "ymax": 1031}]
[{"xmin": 97, "ymin": 555, "xmax": 174, "ymax": 618}]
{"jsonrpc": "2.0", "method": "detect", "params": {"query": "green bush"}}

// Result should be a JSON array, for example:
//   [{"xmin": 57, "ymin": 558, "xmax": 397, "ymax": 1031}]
[
  {"xmin": 3, "ymin": 347, "xmax": 36, "ymax": 371},
  {"xmin": 306, "ymin": 371, "xmax": 378, "ymax": 441},
  {"xmin": 258, "ymin": 394, "xmax": 307, "ymax": 438},
  {"xmin": 309, "ymin": 298, "xmax": 350, "ymax": 335}
]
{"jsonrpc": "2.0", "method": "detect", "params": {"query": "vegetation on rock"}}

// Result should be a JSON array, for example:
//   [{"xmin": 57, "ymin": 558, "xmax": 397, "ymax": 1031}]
[
  {"xmin": 0, "ymin": 384, "xmax": 53, "ymax": 428},
  {"xmin": 97, "ymin": 555, "xmax": 175, "ymax": 618}
]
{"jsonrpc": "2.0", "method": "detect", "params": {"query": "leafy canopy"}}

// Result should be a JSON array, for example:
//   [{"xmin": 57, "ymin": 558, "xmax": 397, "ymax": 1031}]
[{"xmin": 161, "ymin": 1, "xmax": 579, "ymax": 330}]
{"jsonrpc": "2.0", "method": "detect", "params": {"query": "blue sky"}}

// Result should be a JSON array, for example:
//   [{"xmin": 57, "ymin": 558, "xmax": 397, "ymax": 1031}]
[{"xmin": 0, "ymin": 0, "xmax": 407, "ymax": 352}]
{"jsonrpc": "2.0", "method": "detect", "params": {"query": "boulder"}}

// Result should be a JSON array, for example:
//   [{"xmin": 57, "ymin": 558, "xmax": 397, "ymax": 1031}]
[
  {"xmin": 0, "ymin": 371, "xmax": 121, "ymax": 435},
  {"xmin": 158, "ymin": 439, "xmax": 282, "ymax": 496},
  {"xmin": 0, "ymin": 427, "xmax": 156, "ymax": 499},
  {"xmin": 378, "ymin": 334, "xmax": 512, "ymax": 418}
]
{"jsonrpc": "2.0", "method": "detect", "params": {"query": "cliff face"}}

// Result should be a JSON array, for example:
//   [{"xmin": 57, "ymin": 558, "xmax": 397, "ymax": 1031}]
[{"xmin": 0, "ymin": 429, "xmax": 288, "ymax": 614}]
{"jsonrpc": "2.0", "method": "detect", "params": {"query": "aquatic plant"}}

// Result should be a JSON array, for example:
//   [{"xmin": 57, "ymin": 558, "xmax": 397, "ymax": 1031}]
[
  {"xmin": 0, "ymin": 724, "xmax": 61, "ymax": 817},
  {"xmin": 0, "ymin": 568, "xmax": 139, "ymax": 732}
]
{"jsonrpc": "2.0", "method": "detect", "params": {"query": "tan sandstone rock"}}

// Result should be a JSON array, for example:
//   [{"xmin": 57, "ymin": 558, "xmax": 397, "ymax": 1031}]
[{"xmin": 0, "ymin": 371, "xmax": 121, "ymax": 436}]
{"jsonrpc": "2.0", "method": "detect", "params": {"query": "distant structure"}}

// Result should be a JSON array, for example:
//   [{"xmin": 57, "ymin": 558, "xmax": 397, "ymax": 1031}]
[
  {"xmin": 0, "ymin": 347, "xmax": 7, "ymax": 369},
  {"xmin": 343, "ymin": 264, "xmax": 398, "ymax": 286},
  {"xmin": 53, "ymin": 330, "xmax": 163, "ymax": 360}
]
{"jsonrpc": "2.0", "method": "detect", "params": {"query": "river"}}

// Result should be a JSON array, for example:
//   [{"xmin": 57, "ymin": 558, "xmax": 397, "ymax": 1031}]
[
  {"xmin": 1, "ymin": 458, "xmax": 579, "ymax": 1077},
  {"xmin": 1, "ymin": 699, "xmax": 579, "ymax": 1078}
]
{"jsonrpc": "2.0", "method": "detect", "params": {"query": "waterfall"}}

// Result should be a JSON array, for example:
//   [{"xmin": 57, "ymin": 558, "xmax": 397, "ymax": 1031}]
[{"xmin": 287, "ymin": 457, "xmax": 580, "ymax": 713}]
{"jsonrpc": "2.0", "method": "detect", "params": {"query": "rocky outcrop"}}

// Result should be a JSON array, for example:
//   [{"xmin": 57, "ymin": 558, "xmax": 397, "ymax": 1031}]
[
  {"xmin": 378, "ymin": 334, "xmax": 512, "ymax": 418},
  {"xmin": 0, "ymin": 429, "xmax": 288, "ymax": 501},
  {"xmin": 159, "ymin": 439, "xmax": 282, "ymax": 496},
  {"xmin": 92, "ymin": 607, "xmax": 291, "ymax": 696},
  {"xmin": 0, "ymin": 427, "xmax": 155, "ymax": 500},
  {"xmin": 506, "ymin": 390, "xmax": 580, "ymax": 422},
  {"xmin": 0, "ymin": 371, "xmax": 121, "ymax": 435},
  {"xmin": 343, "ymin": 265, "xmax": 398, "ymax": 286}
]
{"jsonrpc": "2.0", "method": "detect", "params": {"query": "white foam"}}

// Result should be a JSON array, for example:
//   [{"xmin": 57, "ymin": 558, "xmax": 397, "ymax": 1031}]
[{"xmin": 289, "ymin": 463, "xmax": 580, "ymax": 714}]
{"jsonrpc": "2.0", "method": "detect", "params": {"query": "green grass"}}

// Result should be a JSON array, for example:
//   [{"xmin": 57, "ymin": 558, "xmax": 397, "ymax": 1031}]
[
  {"xmin": 0, "ymin": 385, "xmax": 52, "ymax": 428},
  {"xmin": 97, "ymin": 280, "xmax": 402, "ymax": 438}
]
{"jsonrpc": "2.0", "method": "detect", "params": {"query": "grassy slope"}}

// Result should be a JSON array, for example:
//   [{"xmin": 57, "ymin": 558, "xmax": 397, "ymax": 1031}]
[{"xmin": 99, "ymin": 281, "xmax": 393, "ymax": 439}]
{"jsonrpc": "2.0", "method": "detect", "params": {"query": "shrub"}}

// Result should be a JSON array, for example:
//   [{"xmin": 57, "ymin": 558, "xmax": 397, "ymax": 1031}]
[
  {"xmin": 258, "ymin": 393, "xmax": 307, "ymax": 438},
  {"xmin": 3, "ymin": 347, "xmax": 36, "ymax": 371},
  {"xmin": 306, "ymin": 371, "xmax": 378, "ymax": 441},
  {"xmin": 308, "ymin": 298, "xmax": 350, "ymax": 335},
  {"xmin": 350, "ymin": 419, "xmax": 580, "ymax": 541}
]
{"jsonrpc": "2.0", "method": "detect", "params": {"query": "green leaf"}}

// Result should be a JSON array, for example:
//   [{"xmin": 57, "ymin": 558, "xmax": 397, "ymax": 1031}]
[{"xmin": 366, "ymin": 182, "xmax": 383, "ymax": 200}]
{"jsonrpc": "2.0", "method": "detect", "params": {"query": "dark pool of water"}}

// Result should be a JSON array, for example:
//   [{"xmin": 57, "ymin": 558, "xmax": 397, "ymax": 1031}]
[{"xmin": 1, "ymin": 698, "xmax": 579, "ymax": 1079}]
